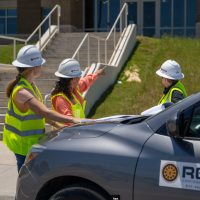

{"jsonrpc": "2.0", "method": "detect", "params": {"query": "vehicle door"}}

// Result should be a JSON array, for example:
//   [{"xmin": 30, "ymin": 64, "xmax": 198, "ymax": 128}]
[{"xmin": 133, "ymin": 102, "xmax": 200, "ymax": 200}]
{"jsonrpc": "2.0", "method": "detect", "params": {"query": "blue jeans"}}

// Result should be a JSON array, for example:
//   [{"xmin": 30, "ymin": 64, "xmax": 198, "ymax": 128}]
[{"xmin": 14, "ymin": 153, "xmax": 26, "ymax": 173}]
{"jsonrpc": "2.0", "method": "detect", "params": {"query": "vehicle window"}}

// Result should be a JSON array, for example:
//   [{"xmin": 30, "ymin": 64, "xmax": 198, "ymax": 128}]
[
  {"xmin": 186, "ymin": 102, "xmax": 200, "ymax": 138},
  {"xmin": 156, "ymin": 124, "xmax": 167, "ymax": 136},
  {"xmin": 156, "ymin": 105, "xmax": 194, "ymax": 137}
]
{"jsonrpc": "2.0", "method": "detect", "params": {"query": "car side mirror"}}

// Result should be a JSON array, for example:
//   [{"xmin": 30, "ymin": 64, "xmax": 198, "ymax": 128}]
[{"xmin": 166, "ymin": 110, "xmax": 184, "ymax": 138}]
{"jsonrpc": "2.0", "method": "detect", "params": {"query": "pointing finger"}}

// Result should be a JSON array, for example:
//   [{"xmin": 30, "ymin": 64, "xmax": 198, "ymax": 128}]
[{"xmin": 102, "ymin": 66, "xmax": 107, "ymax": 71}]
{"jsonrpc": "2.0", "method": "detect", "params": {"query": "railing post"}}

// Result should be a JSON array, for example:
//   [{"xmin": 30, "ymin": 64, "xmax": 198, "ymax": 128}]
[
  {"xmin": 98, "ymin": 38, "xmax": 100, "ymax": 63},
  {"xmin": 57, "ymin": 7, "xmax": 60, "ymax": 33},
  {"xmin": 125, "ymin": 4, "xmax": 128, "ymax": 29},
  {"xmin": 114, "ymin": 26, "xmax": 116, "ymax": 49},
  {"xmin": 120, "ymin": 15, "xmax": 122, "ymax": 35},
  {"xmin": 88, "ymin": 36, "xmax": 90, "ymax": 67},
  {"xmin": 105, "ymin": 40, "xmax": 107, "ymax": 64},
  {"xmin": 49, "ymin": 15, "xmax": 51, "ymax": 38},
  {"xmin": 78, "ymin": 51, "xmax": 80, "ymax": 63},
  {"xmin": 39, "ymin": 27, "xmax": 41, "ymax": 51},
  {"xmin": 25, "ymin": 41, "xmax": 27, "ymax": 46},
  {"xmin": 13, "ymin": 40, "xmax": 16, "ymax": 60}
]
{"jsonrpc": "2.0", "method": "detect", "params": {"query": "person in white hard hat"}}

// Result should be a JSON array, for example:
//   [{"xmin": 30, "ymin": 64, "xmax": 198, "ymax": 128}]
[
  {"xmin": 156, "ymin": 60, "xmax": 187, "ymax": 105},
  {"xmin": 3, "ymin": 46, "xmax": 87, "ymax": 173},
  {"xmin": 51, "ymin": 59, "xmax": 107, "ymax": 126}
]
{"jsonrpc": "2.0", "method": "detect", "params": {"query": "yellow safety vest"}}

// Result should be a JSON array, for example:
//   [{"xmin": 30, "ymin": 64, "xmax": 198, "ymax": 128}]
[
  {"xmin": 158, "ymin": 81, "xmax": 187, "ymax": 105},
  {"xmin": 3, "ymin": 77, "xmax": 45, "ymax": 156},
  {"xmin": 51, "ymin": 86, "xmax": 86, "ymax": 123}
]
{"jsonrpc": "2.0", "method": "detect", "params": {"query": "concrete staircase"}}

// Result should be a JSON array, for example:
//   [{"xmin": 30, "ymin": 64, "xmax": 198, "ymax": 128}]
[{"xmin": 0, "ymin": 32, "xmax": 120, "ymax": 140}]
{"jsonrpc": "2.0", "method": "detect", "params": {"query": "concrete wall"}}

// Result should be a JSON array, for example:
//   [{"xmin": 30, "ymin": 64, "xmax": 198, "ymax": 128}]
[
  {"xmin": 17, "ymin": 0, "xmax": 42, "ymax": 34},
  {"xmin": 41, "ymin": 0, "xmax": 52, "ymax": 7},
  {"xmin": 83, "ymin": 24, "xmax": 137, "ymax": 116},
  {"xmin": 52, "ymin": 0, "xmax": 83, "ymax": 32},
  {"xmin": 0, "ymin": 0, "xmax": 17, "ymax": 7}
]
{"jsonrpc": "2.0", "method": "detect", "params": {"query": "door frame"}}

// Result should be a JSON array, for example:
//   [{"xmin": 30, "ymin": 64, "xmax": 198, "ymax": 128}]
[{"xmin": 121, "ymin": 0, "xmax": 160, "ymax": 38}]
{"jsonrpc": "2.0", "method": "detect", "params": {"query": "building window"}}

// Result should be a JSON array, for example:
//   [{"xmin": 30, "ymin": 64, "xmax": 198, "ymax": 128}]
[
  {"xmin": 0, "ymin": 9, "xmax": 17, "ymax": 35},
  {"xmin": 84, "ymin": 0, "xmax": 120, "ymax": 31},
  {"xmin": 43, "ymin": 8, "xmax": 52, "ymax": 34},
  {"xmin": 160, "ymin": 0, "xmax": 197, "ymax": 37}
]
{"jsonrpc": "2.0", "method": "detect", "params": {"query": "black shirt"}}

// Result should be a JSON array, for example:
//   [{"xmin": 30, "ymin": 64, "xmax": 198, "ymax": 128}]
[{"xmin": 163, "ymin": 81, "xmax": 184, "ymax": 104}]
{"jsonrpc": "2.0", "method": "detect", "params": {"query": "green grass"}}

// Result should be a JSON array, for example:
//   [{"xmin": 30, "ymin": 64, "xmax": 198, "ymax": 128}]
[
  {"xmin": 88, "ymin": 35, "xmax": 200, "ymax": 118},
  {"xmin": 0, "ymin": 44, "xmax": 29, "ymax": 64}
]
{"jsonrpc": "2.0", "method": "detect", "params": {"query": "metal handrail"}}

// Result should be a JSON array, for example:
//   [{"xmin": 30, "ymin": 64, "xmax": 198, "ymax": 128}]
[
  {"xmin": 0, "ymin": 5, "xmax": 61, "ymax": 60},
  {"xmin": 72, "ymin": 3, "xmax": 128, "ymax": 70}
]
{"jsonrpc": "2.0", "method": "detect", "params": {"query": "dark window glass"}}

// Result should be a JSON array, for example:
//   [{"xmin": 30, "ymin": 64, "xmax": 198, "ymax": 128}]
[
  {"xmin": 7, "ymin": 9, "xmax": 17, "ymax": 16},
  {"xmin": 186, "ymin": 0, "xmax": 197, "ymax": 27},
  {"xmin": 127, "ymin": 2, "xmax": 137, "ymax": 25},
  {"xmin": 173, "ymin": 0, "xmax": 184, "ymax": 27},
  {"xmin": 160, "ymin": 0, "xmax": 171, "ymax": 28},
  {"xmin": 143, "ymin": 29, "xmax": 155, "ymax": 37},
  {"xmin": 43, "ymin": 8, "xmax": 51, "ymax": 16},
  {"xmin": 85, "ymin": 0, "xmax": 95, "ymax": 29},
  {"xmin": 160, "ymin": 29, "xmax": 171, "ymax": 37},
  {"xmin": 173, "ymin": 29, "xmax": 184, "ymax": 36},
  {"xmin": 97, "ymin": 0, "xmax": 108, "ymax": 29},
  {"xmin": 186, "ymin": 29, "xmax": 195, "ymax": 37},
  {"xmin": 0, "ymin": 18, "xmax": 6, "ymax": 34},
  {"xmin": 143, "ymin": 2, "xmax": 155, "ymax": 37},
  {"xmin": 0, "ymin": 10, "xmax": 6, "ymax": 16},
  {"xmin": 7, "ymin": 18, "xmax": 17, "ymax": 34},
  {"xmin": 43, "ymin": 8, "xmax": 52, "ymax": 34},
  {"xmin": 110, "ymin": 0, "xmax": 120, "ymax": 28},
  {"xmin": 187, "ymin": 103, "xmax": 200, "ymax": 138}
]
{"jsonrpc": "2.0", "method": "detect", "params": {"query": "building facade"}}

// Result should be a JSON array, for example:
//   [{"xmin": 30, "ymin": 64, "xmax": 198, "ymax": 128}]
[{"xmin": 0, "ymin": 0, "xmax": 199, "ymax": 38}]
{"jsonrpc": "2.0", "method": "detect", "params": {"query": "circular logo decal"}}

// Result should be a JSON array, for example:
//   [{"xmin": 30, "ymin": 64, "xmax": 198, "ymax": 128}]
[{"xmin": 162, "ymin": 163, "xmax": 179, "ymax": 183}]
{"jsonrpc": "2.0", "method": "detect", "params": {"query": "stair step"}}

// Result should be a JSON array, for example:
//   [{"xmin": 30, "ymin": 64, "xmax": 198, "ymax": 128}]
[
  {"xmin": 0, "ymin": 79, "xmax": 57, "ymax": 86},
  {"xmin": 0, "ymin": 114, "xmax": 5, "ymax": 122},
  {"xmin": 0, "ymin": 72, "xmax": 57, "ymax": 79},
  {"xmin": 0, "ymin": 132, "xmax": 2, "ymax": 141},
  {"xmin": 43, "ymin": 53, "xmax": 112, "ymax": 59},
  {"xmin": 0, "ymin": 100, "xmax": 8, "ymax": 107},
  {"xmin": 0, "ymin": 107, "xmax": 7, "ymax": 114},
  {"xmin": 0, "ymin": 92, "xmax": 51, "ymax": 99}
]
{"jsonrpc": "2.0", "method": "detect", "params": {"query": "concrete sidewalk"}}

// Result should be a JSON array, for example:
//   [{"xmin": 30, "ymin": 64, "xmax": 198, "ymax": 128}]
[{"xmin": 0, "ymin": 141, "xmax": 17, "ymax": 200}]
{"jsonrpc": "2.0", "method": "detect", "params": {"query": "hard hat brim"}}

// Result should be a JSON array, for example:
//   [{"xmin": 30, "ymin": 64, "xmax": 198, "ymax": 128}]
[
  {"xmin": 156, "ymin": 69, "xmax": 184, "ymax": 80},
  {"xmin": 12, "ymin": 58, "xmax": 46, "ymax": 68},
  {"xmin": 55, "ymin": 70, "xmax": 85, "ymax": 78}
]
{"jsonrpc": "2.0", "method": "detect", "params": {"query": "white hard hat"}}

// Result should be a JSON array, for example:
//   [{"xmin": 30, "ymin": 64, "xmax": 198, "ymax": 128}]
[
  {"xmin": 156, "ymin": 60, "xmax": 184, "ymax": 80},
  {"xmin": 55, "ymin": 59, "xmax": 84, "ymax": 78},
  {"xmin": 12, "ymin": 45, "xmax": 46, "ymax": 67}
]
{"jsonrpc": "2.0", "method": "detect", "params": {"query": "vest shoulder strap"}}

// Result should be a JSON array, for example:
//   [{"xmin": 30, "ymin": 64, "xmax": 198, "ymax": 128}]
[{"xmin": 51, "ymin": 92, "xmax": 77, "ymax": 107}]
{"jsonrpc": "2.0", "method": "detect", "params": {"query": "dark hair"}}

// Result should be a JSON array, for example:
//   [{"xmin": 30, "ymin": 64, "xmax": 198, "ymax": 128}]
[
  {"xmin": 167, "ymin": 79, "xmax": 178, "ymax": 84},
  {"xmin": 51, "ymin": 77, "xmax": 73, "ymax": 97},
  {"xmin": 6, "ymin": 67, "xmax": 34, "ymax": 98}
]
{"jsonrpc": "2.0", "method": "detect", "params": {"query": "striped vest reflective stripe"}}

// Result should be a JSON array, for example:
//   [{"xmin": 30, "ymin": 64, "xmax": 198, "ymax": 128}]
[
  {"xmin": 3, "ymin": 77, "xmax": 45, "ymax": 156},
  {"xmin": 51, "ymin": 86, "xmax": 86, "ymax": 120},
  {"xmin": 158, "ymin": 81, "xmax": 187, "ymax": 105}
]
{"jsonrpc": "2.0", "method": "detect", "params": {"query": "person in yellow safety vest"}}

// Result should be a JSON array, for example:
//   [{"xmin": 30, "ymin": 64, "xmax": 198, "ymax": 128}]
[
  {"xmin": 3, "ymin": 46, "xmax": 89, "ymax": 173},
  {"xmin": 156, "ymin": 60, "xmax": 187, "ymax": 105},
  {"xmin": 51, "ymin": 59, "xmax": 107, "ymax": 126}
]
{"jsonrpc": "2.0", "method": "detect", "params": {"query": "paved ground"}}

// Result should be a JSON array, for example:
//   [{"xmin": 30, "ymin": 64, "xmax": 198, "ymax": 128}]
[{"xmin": 0, "ymin": 141, "xmax": 17, "ymax": 200}]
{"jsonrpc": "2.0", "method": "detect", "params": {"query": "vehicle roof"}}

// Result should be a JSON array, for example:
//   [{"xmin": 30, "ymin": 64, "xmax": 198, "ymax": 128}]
[{"xmin": 146, "ymin": 91, "xmax": 200, "ymax": 132}]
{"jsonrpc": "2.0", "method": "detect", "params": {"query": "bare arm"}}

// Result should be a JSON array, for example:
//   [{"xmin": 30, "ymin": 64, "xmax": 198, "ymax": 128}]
[
  {"xmin": 24, "ymin": 97, "xmax": 82, "ymax": 124},
  {"xmin": 45, "ymin": 118, "xmax": 67, "ymax": 129}
]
